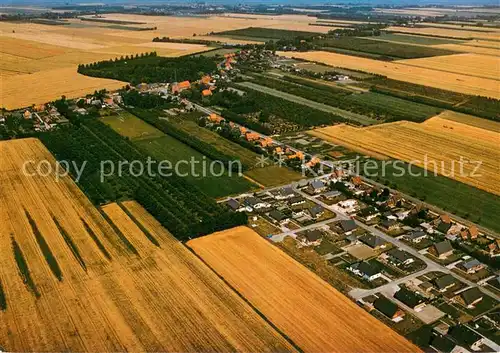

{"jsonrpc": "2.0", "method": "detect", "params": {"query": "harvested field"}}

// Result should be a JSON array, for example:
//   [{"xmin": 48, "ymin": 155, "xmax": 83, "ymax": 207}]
[
  {"xmin": 310, "ymin": 118, "xmax": 500, "ymax": 195},
  {"xmin": 385, "ymin": 26, "xmax": 500, "ymax": 41},
  {"xmin": 187, "ymin": 227, "xmax": 419, "ymax": 353},
  {"xmin": 0, "ymin": 67, "xmax": 123, "ymax": 110},
  {"xmin": 436, "ymin": 110, "xmax": 500, "ymax": 132},
  {"xmin": 0, "ymin": 138, "xmax": 295, "ymax": 352},
  {"xmin": 280, "ymin": 51, "xmax": 500, "ymax": 99},
  {"xmin": 397, "ymin": 53, "xmax": 500, "ymax": 80}
]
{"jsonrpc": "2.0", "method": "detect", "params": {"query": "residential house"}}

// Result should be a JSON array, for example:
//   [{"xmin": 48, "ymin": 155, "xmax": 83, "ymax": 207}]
[
  {"xmin": 459, "ymin": 287, "xmax": 483, "ymax": 308},
  {"xmin": 373, "ymin": 296, "xmax": 405, "ymax": 322},
  {"xmin": 339, "ymin": 219, "xmax": 358, "ymax": 235},
  {"xmin": 288, "ymin": 195, "xmax": 306, "ymax": 207},
  {"xmin": 226, "ymin": 199, "xmax": 243, "ymax": 212},
  {"xmin": 395, "ymin": 210, "xmax": 410, "ymax": 220},
  {"xmin": 359, "ymin": 234, "xmax": 388, "ymax": 250},
  {"xmin": 394, "ymin": 287, "xmax": 426, "ymax": 311},
  {"xmin": 322, "ymin": 190, "xmax": 342, "ymax": 200},
  {"xmin": 298, "ymin": 229, "xmax": 323, "ymax": 247},
  {"xmin": 433, "ymin": 274, "xmax": 458, "ymax": 292},
  {"xmin": 171, "ymin": 80, "xmax": 191, "ymax": 94},
  {"xmin": 386, "ymin": 248, "xmax": 415, "ymax": 267},
  {"xmin": 436, "ymin": 218, "xmax": 453, "ymax": 235},
  {"xmin": 273, "ymin": 187, "xmax": 296, "ymax": 200},
  {"xmin": 448, "ymin": 325, "xmax": 485, "ymax": 351},
  {"xmin": 23, "ymin": 110, "xmax": 32, "ymax": 120},
  {"xmin": 405, "ymin": 230, "xmax": 428, "ymax": 243},
  {"xmin": 268, "ymin": 210, "xmax": 289, "ymax": 225},
  {"xmin": 460, "ymin": 226, "xmax": 479, "ymax": 241},
  {"xmin": 245, "ymin": 132, "xmax": 261, "ymax": 142},
  {"xmin": 431, "ymin": 240, "xmax": 454, "ymax": 259},
  {"xmin": 488, "ymin": 239, "xmax": 500, "ymax": 256},
  {"xmin": 458, "ymin": 259, "xmax": 484, "ymax": 274},
  {"xmin": 259, "ymin": 137, "xmax": 273, "ymax": 148},
  {"xmin": 380, "ymin": 219, "xmax": 398, "ymax": 231},
  {"xmin": 337, "ymin": 199, "xmax": 358, "ymax": 213},
  {"xmin": 308, "ymin": 180, "xmax": 327, "ymax": 194},
  {"xmin": 308, "ymin": 204, "xmax": 325, "ymax": 219},
  {"xmin": 348, "ymin": 262, "xmax": 381, "ymax": 281},
  {"xmin": 243, "ymin": 196, "xmax": 268, "ymax": 211},
  {"xmin": 357, "ymin": 207, "xmax": 380, "ymax": 222}
]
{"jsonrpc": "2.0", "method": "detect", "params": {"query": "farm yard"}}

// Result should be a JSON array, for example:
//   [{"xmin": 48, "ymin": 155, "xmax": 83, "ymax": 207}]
[
  {"xmin": 281, "ymin": 51, "xmax": 500, "ymax": 99},
  {"xmin": 309, "ymin": 115, "xmax": 500, "ymax": 195},
  {"xmin": 0, "ymin": 138, "xmax": 296, "ymax": 352},
  {"xmin": 188, "ymin": 227, "xmax": 419, "ymax": 353}
]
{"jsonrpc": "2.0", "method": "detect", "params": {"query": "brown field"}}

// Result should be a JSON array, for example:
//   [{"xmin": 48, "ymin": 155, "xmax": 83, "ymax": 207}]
[
  {"xmin": 385, "ymin": 25, "xmax": 500, "ymax": 41},
  {"xmin": 0, "ymin": 138, "xmax": 296, "ymax": 352},
  {"xmin": 397, "ymin": 53, "xmax": 500, "ymax": 80},
  {"xmin": 310, "ymin": 117, "xmax": 500, "ymax": 195},
  {"xmin": 188, "ymin": 227, "xmax": 420, "ymax": 353},
  {"xmin": 280, "ymin": 51, "xmax": 500, "ymax": 98}
]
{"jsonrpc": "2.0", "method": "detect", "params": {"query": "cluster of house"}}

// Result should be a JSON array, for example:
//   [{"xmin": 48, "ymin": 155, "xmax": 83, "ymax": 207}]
[
  {"xmin": 272, "ymin": 59, "xmax": 350, "ymax": 81},
  {"xmin": 226, "ymin": 183, "xmax": 328, "ymax": 229},
  {"xmin": 16, "ymin": 104, "xmax": 68, "ymax": 131}
]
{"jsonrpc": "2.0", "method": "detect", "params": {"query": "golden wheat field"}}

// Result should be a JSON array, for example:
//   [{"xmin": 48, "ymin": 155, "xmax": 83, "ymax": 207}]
[
  {"xmin": 280, "ymin": 51, "xmax": 500, "ymax": 98},
  {"xmin": 309, "ymin": 115, "xmax": 500, "ymax": 195},
  {"xmin": 397, "ymin": 53, "xmax": 500, "ymax": 80},
  {"xmin": 385, "ymin": 25, "xmax": 500, "ymax": 41},
  {"xmin": 0, "ymin": 138, "xmax": 296, "ymax": 352},
  {"xmin": 437, "ymin": 110, "xmax": 500, "ymax": 132},
  {"xmin": 188, "ymin": 227, "xmax": 420, "ymax": 353}
]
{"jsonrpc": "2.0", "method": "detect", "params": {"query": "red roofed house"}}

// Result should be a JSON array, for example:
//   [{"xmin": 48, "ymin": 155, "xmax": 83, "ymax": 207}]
[
  {"xmin": 171, "ymin": 80, "xmax": 191, "ymax": 94},
  {"xmin": 202, "ymin": 89, "xmax": 212, "ymax": 97}
]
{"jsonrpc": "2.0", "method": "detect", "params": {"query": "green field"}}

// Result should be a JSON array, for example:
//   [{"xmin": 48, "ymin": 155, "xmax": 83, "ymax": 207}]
[
  {"xmin": 316, "ymin": 37, "xmax": 458, "ymax": 59},
  {"xmin": 344, "ymin": 92, "xmax": 443, "ymax": 122},
  {"xmin": 136, "ymin": 136, "xmax": 256, "ymax": 198},
  {"xmin": 364, "ymin": 161, "xmax": 500, "ymax": 233},
  {"xmin": 216, "ymin": 27, "xmax": 318, "ymax": 40},
  {"xmin": 245, "ymin": 165, "xmax": 304, "ymax": 187},
  {"xmin": 101, "ymin": 111, "xmax": 164, "ymax": 141},
  {"xmin": 168, "ymin": 118, "xmax": 259, "ymax": 167},
  {"xmin": 375, "ymin": 33, "xmax": 464, "ymax": 45},
  {"xmin": 196, "ymin": 48, "xmax": 238, "ymax": 57}
]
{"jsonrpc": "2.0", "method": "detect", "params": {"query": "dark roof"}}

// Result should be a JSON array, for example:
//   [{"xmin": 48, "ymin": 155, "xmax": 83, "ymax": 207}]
[
  {"xmin": 280, "ymin": 187, "xmax": 295, "ymax": 197},
  {"xmin": 434, "ymin": 274, "xmax": 458, "ymax": 290},
  {"xmin": 339, "ymin": 219, "xmax": 358, "ymax": 232},
  {"xmin": 380, "ymin": 218, "xmax": 397, "ymax": 228},
  {"xmin": 226, "ymin": 199, "xmax": 240, "ymax": 210},
  {"xmin": 309, "ymin": 204, "xmax": 324, "ymax": 218},
  {"xmin": 448, "ymin": 325, "xmax": 482, "ymax": 347},
  {"xmin": 406, "ymin": 230, "xmax": 427, "ymax": 240},
  {"xmin": 437, "ymin": 221, "xmax": 452, "ymax": 234},
  {"xmin": 394, "ymin": 287, "xmax": 425, "ymax": 309},
  {"xmin": 354, "ymin": 261, "xmax": 380, "ymax": 277},
  {"xmin": 310, "ymin": 180, "xmax": 325, "ymax": 189},
  {"xmin": 387, "ymin": 249, "xmax": 413, "ymax": 264},
  {"xmin": 434, "ymin": 240, "xmax": 453, "ymax": 256},
  {"xmin": 269, "ymin": 210, "xmax": 287, "ymax": 222},
  {"xmin": 359, "ymin": 234, "xmax": 386, "ymax": 248},
  {"xmin": 244, "ymin": 196, "xmax": 262, "ymax": 207},
  {"xmin": 288, "ymin": 195, "xmax": 306, "ymax": 205},
  {"xmin": 374, "ymin": 296, "xmax": 399, "ymax": 318},
  {"xmin": 460, "ymin": 287, "xmax": 483, "ymax": 306},
  {"xmin": 462, "ymin": 259, "xmax": 482, "ymax": 270},
  {"xmin": 430, "ymin": 335, "xmax": 456, "ymax": 353},
  {"xmin": 303, "ymin": 230, "xmax": 322, "ymax": 242}
]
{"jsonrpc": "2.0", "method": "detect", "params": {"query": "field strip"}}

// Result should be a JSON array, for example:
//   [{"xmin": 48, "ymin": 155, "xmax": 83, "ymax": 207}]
[
  {"xmin": 430, "ymin": 43, "xmax": 500, "ymax": 57},
  {"xmin": 235, "ymin": 81, "xmax": 379, "ymax": 125},
  {"xmin": 436, "ymin": 110, "xmax": 500, "ymax": 132},
  {"xmin": 188, "ymin": 227, "xmax": 420, "ymax": 353},
  {"xmin": 280, "ymin": 51, "xmax": 500, "ymax": 99},
  {"xmin": 396, "ymin": 53, "xmax": 500, "ymax": 81}
]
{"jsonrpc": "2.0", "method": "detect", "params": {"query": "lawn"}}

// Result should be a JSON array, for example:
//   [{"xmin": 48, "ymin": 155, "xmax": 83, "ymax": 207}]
[
  {"xmin": 244, "ymin": 165, "xmax": 303, "ymax": 187},
  {"xmin": 101, "ymin": 111, "xmax": 164, "ymax": 141},
  {"xmin": 135, "ymin": 136, "xmax": 257, "ymax": 198},
  {"xmin": 317, "ymin": 37, "xmax": 458, "ymax": 59},
  {"xmin": 365, "ymin": 161, "xmax": 500, "ymax": 233}
]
